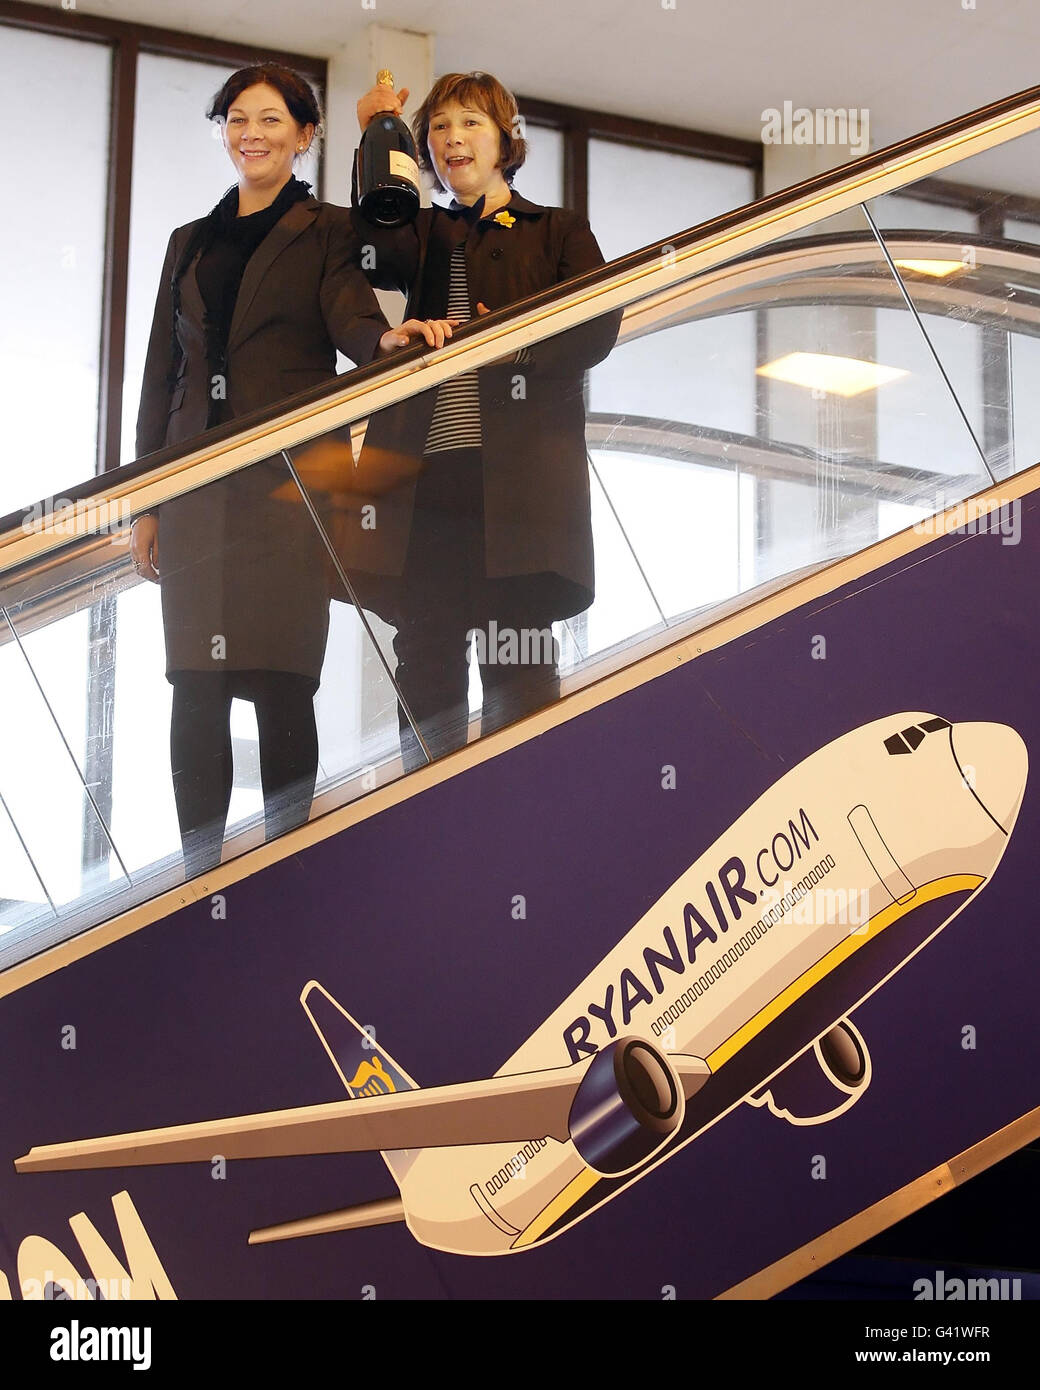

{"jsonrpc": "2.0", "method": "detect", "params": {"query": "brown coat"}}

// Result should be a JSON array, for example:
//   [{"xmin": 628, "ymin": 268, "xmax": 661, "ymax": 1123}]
[
  {"xmin": 136, "ymin": 198, "xmax": 387, "ymax": 677},
  {"xmin": 337, "ymin": 187, "xmax": 622, "ymax": 623}
]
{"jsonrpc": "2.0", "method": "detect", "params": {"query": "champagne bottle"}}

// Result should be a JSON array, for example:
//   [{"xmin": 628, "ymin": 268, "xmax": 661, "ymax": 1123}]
[{"xmin": 357, "ymin": 69, "xmax": 421, "ymax": 226}]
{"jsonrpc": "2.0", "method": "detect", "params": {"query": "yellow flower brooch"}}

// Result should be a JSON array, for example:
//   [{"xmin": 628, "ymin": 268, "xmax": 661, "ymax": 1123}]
[{"xmin": 493, "ymin": 210, "xmax": 516, "ymax": 229}]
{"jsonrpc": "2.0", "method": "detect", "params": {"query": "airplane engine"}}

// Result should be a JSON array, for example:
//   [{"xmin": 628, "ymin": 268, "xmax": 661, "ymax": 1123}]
[
  {"xmin": 567, "ymin": 1038, "xmax": 686, "ymax": 1176},
  {"xmin": 750, "ymin": 1019, "xmax": 871, "ymax": 1126}
]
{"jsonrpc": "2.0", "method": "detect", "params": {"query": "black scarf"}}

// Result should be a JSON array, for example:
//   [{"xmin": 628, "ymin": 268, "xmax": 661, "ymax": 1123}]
[{"xmin": 165, "ymin": 176, "xmax": 313, "ymax": 389}]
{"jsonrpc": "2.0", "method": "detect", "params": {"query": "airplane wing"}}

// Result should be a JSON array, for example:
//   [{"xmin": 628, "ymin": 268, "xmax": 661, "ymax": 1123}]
[
  {"xmin": 248, "ymin": 1196, "xmax": 407, "ymax": 1245},
  {"xmin": 16, "ymin": 1053, "xmax": 710, "ymax": 1173}
]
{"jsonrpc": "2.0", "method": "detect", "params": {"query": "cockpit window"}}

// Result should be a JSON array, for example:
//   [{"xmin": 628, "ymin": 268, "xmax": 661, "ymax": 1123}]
[{"xmin": 885, "ymin": 717, "xmax": 951, "ymax": 754}]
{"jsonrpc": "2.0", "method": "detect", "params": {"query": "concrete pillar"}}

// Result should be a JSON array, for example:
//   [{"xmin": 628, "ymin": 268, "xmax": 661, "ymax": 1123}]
[{"xmin": 755, "ymin": 133, "xmax": 878, "ymax": 583}]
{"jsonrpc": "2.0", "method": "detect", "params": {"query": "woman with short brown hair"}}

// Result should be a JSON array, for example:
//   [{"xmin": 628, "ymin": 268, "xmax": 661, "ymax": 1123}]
[
  {"xmin": 411, "ymin": 71, "xmax": 528, "ymax": 189},
  {"xmin": 344, "ymin": 70, "xmax": 622, "ymax": 770}
]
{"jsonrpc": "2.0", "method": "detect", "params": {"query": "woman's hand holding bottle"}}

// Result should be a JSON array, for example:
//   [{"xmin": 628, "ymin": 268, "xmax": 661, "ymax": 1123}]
[{"xmin": 357, "ymin": 82, "xmax": 410, "ymax": 132}]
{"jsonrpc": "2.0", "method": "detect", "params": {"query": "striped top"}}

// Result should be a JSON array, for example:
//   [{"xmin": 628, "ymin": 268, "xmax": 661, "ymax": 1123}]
[{"xmin": 424, "ymin": 242, "xmax": 483, "ymax": 454}]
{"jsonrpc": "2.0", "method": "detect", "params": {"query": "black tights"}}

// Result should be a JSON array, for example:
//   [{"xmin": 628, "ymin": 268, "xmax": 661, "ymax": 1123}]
[{"xmin": 169, "ymin": 669, "xmax": 319, "ymax": 879}]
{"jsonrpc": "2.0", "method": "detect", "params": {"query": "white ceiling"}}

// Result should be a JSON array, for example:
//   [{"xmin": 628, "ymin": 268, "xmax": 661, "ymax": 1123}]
[{"xmin": 16, "ymin": 0, "xmax": 1040, "ymax": 193}]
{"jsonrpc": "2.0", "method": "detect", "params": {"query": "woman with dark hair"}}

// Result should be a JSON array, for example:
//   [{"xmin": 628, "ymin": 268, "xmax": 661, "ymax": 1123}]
[
  {"xmin": 131, "ymin": 64, "xmax": 447, "ymax": 877},
  {"xmin": 341, "ymin": 71, "xmax": 621, "ymax": 770}
]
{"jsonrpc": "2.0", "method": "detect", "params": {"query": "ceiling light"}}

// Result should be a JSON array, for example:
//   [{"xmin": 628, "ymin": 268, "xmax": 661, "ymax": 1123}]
[
  {"xmin": 893, "ymin": 258, "xmax": 969, "ymax": 279},
  {"xmin": 756, "ymin": 351, "xmax": 908, "ymax": 398}
]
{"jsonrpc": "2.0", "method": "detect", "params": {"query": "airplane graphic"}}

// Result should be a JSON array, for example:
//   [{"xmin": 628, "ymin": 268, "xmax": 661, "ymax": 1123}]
[{"xmin": 16, "ymin": 713, "xmax": 1027, "ymax": 1256}]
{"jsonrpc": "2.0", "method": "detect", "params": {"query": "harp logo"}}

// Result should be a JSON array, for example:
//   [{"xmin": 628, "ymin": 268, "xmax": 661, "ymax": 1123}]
[{"xmin": 348, "ymin": 1056, "xmax": 397, "ymax": 1097}]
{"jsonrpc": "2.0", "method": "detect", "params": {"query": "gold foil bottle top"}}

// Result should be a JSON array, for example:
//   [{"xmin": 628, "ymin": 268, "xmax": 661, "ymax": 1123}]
[{"xmin": 376, "ymin": 69, "xmax": 395, "ymax": 87}]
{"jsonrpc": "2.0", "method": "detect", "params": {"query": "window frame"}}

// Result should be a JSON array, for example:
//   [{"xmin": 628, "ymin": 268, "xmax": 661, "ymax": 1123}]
[{"xmin": 516, "ymin": 94, "xmax": 763, "ymax": 221}]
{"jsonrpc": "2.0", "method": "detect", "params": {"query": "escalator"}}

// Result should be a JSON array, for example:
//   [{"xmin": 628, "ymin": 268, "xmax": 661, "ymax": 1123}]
[{"xmin": 2, "ymin": 84, "xmax": 1040, "ymax": 1300}]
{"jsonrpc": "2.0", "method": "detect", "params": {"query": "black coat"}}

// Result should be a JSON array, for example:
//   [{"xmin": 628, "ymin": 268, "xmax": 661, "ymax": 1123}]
[
  {"xmin": 338, "ymin": 187, "xmax": 622, "ymax": 622},
  {"xmin": 136, "ymin": 197, "xmax": 388, "ymax": 678}
]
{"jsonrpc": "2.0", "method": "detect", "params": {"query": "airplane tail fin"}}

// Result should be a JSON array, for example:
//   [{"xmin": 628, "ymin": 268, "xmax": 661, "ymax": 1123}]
[{"xmin": 300, "ymin": 980, "xmax": 420, "ymax": 1186}]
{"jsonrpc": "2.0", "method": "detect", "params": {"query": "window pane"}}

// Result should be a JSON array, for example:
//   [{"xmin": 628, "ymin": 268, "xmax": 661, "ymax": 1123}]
[
  {"xmin": 1004, "ymin": 216, "xmax": 1040, "ymax": 246},
  {"xmin": 517, "ymin": 121, "xmax": 563, "ymax": 208},
  {"xmin": 588, "ymin": 138, "xmax": 755, "ymax": 262},
  {"xmin": 871, "ymin": 193, "xmax": 977, "ymax": 234},
  {"xmin": 0, "ymin": 26, "xmax": 110, "ymax": 516},
  {"xmin": 876, "ymin": 307, "xmax": 981, "ymax": 474},
  {"xmin": 590, "ymin": 313, "xmax": 756, "ymax": 434},
  {"xmin": 587, "ymin": 143, "xmax": 757, "ymax": 474},
  {"xmin": 1010, "ymin": 332, "xmax": 1040, "ymax": 468}
]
